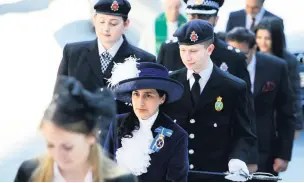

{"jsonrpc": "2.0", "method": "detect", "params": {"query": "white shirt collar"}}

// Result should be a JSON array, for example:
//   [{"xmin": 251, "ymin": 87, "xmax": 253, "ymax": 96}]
[
  {"xmin": 138, "ymin": 110, "xmax": 159, "ymax": 129},
  {"xmin": 246, "ymin": 7, "xmax": 266, "ymax": 29},
  {"xmin": 187, "ymin": 59, "xmax": 213, "ymax": 81},
  {"xmin": 187, "ymin": 59, "xmax": 214, "ymax": 93},
  {"xmin": 53, "ymin": 162, "xmax": 93, "ymax": 182},
  {"xmin": 98, "ymin": 36, "xmax": 124, "ymax": 58}
]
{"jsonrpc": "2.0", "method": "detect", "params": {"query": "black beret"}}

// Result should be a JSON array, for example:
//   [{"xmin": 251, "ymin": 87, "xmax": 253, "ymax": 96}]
[
  {"xmin": 173, "ymin": 19, "xmax": 214, "ymax": 45},
  {"xmin": 94, "ymin": 0, "xmax": 131, "ymax": 18}
]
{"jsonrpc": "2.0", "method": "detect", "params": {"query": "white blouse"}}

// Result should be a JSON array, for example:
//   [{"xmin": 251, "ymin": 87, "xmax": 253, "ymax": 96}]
[
  {"xmin": 53, "ymin": 162, "xmax": 93, "ymax": 182},
  {"xmin": 115, "ymin": 111, "xmax": 159, "ymax": 176}
]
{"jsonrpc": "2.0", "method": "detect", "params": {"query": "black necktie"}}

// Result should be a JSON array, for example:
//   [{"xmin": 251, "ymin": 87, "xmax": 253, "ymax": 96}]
[
  {"xmin": 250, "ymin": 17, "xmax": 256, "ymax": 31},
  {"xmin": 191, "ymin": 73, "xmax": 201, "ymax": 106}
]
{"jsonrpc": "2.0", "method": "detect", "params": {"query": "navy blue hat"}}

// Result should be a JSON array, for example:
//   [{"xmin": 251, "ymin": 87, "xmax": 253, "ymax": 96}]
[
  {"xmin": 185, "ymin": 0, "xmax": 224, "ymax": 15},
  {"xmin": 173, "ymin": 19, "xmax": 214, "ymax": 45},
  {"xmin": 45, "ymin": 76, "xmax": 116, "ymax": 132},
  {"xmin": 108, "ymin": 57, "xmax": 184, "ymax": 103},
  {"xmin": 94, "ymin": 0, "xmax": 131, "ymax": 18}
]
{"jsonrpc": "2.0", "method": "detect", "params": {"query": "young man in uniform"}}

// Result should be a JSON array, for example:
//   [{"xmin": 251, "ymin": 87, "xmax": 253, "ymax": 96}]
[
  {"xmin": 158, "ymin": 0, "xmax": 258, "ymax": 171},
  {"xmin": 56, "ymin": 0, "xmax": 156, "ymax": 114},
  {"xmin": 162, "ymin": 19, "xmax": 256, "ymax": 181}
]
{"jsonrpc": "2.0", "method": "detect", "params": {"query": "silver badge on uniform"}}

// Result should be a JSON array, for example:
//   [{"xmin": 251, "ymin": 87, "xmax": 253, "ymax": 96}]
[{"xmin": 220, "ymin": 62, "xmax": 229, "ymax": 72}]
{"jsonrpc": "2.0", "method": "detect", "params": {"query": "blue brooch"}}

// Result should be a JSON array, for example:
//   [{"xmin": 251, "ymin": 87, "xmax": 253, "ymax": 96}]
[{"xmin": 150, "ymin": 126, "xmax": 173, "ymax": 153}]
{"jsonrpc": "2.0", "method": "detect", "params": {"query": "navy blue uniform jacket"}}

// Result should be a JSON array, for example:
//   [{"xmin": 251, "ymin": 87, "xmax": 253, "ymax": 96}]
[{"xmin": 104, "ymin": 112, "xmax": 189, "ymax": 182}]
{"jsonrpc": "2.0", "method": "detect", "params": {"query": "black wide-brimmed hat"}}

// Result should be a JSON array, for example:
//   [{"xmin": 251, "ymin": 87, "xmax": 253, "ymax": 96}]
[{"xmin": 107, "ymin": 57, "xmax": 184, "ymax": 104}]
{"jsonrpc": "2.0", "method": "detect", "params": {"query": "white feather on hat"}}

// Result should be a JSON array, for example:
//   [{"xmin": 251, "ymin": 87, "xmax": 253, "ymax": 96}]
[{"xmin": 107, "ymin": 55, "xmax": 141, "ymax": 89}]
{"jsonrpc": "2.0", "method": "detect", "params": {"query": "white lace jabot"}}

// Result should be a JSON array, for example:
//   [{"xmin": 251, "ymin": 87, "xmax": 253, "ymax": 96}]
[{"xmin": 116, "ymin": 111, "xmax": 159, "ymax": 176}]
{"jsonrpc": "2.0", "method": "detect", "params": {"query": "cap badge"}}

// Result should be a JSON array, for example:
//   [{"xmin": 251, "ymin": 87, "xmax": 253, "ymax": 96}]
[
  {"xmin": 190, "ymin": 31, "xmax": 199, "ymax": 42},
  {"xmin": 111, "ymin": 0, "xmax": 119, "ymax": 11}
]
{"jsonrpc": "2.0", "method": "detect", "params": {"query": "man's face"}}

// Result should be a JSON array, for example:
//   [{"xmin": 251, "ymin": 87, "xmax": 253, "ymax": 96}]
[
  {"xmin": 245, "ymin": 0, "xmax": 264, "ymax": 18},
  {"xmin": 179, "ymin": 43, "xmax": 215, "ymax": 73},
  {"xmin": 227, "ymin": 41, "xmax": 255, "ymax": 64},
  {"xmin": 187, "ymin": 14, "xmax": 218, "ymax": 27},
  {"xmin": 164, "ymin": 0, "xmax": 181, "ymax": 22}
]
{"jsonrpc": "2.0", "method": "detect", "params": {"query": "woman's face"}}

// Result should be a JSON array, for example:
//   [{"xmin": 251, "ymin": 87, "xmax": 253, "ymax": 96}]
[
  {"xmin": 41, "ymin": 122, "xmax": 95, "ymax": 171},
  {"xmin": 256, "ymin": 29, "xmax": 272, "ymax": 54},
  {"xmin": 132, "ymin": 89, "xmax": 166, "ymax": 120},
  {"xmin": 94, "ymin": 13, "xmax": 129, "ymax": 45}
]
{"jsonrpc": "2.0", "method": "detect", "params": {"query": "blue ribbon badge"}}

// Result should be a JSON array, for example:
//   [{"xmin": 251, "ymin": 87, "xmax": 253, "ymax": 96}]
[{"xmin": 150, "ymin": 126, "xmax": 173, "ymax": 153}]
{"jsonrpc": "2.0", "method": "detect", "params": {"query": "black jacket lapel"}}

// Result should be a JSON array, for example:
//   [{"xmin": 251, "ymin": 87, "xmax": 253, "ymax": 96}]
[
  {"xmin": 85, "ymin": 39, "xmax": 104, "ymax": 86},
  {"xmin": 254, "ymin": 53, "xmax": 265, "ymax": 96},
  {"xmin": 192, "ymin": 66, "xmax": 223, "ymax": 115}
]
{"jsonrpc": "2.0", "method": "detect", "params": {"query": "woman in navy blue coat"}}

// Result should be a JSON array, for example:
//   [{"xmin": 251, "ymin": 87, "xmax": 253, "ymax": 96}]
[{"xmin": 104, "ymin": 57, "xmax": 189, "ymax": 181}]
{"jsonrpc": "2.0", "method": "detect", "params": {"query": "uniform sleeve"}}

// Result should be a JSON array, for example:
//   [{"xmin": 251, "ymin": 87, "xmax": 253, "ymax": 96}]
[
  {"xmin": 286, "ymin": 55, "xmax": 303, "ymax": 130},
  {"xmin": 157, "ymin": 42, "xmax": 166, "ymax": 65},
  {"xmin": 14, "ymin": 163, "xmax": 27, "ymax": 182},
  {"xmin": 274, "ymin": 63, "xmax": 296, "ymax": 161},
  {"xmin": 166, "ymin": 133, "xmax": 189, "ymax": 181},
  {"xmin": 229, "ymin": 82, "xmax": 257, "ymax": 163},
  {"xmin": 53, "ymin": 44, "xmax": 70, "ymax": 93}
]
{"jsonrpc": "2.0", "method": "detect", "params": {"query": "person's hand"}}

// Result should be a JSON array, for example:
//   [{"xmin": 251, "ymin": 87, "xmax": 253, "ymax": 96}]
[
  {"xmin": 247, "ymin": 164, "xmax": 258, "ymax": 173},
  {"xmin": 273, "ymin": 158, "xmax": 288, "ymax": 173},
  {"xmin": 294, "ymin": 130, "xmax": 301, "ymax": 140}
]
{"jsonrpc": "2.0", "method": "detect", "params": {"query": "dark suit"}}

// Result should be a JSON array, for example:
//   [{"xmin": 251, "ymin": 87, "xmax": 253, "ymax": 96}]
[
  {"xmin": 226, "ymin": 9, "xmax": 284, "ymax": 32},
  {"xmin": 14, "ymin": 159, "xmax": 137, "ymax": 182},
  {"xmin": 104, "ymin": 112, "xmax": 189, "ymax": 182},
  {"xmin": 157, "ymin": 36, "xmax": 258, "ymax": 164},
  {"xmin": 161, "ymin": 66, "xmax": 256, "ymax": 181},
  {"xmin": 56, "ymin": 37, "xmax": 156, "ymax": 114},
  {"xmin": 282, "ymin": 50, "xmax": 303, "ymax": 130},
  {"xmin": 252, "ymin": 52, "xmax": 295, "ymax": 174}
]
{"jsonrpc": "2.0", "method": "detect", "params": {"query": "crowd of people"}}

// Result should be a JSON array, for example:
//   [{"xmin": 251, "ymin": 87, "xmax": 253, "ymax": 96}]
[{"xmin": 14, "ymin": 0, "xmax": 303, "ymax": 181}]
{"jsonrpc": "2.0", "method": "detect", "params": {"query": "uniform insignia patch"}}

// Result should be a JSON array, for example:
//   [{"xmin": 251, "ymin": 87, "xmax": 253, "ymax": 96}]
[
  {"xmin": 215, "ymin": 96, "xmax": 223, "ymax": 112},
  {"xmin": 190, "ymin": 31, "xmax": 199, "ymax": 42},
  {"xmin": 111, "ymin": 0, "xmax": 119, "ymax": 11},
  {"xmin": 220, "ymin": 62, "xmax": 228, "ymax": 72}
]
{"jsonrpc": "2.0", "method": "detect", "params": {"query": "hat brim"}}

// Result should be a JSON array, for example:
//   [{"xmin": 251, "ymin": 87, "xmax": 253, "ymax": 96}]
[
  {"xmin": 113, "ymin": 77, "xmax": 184, "ymax": 104},
  {"xmin": 95, "ymin": 11, "xmax": 128, "ymax": 18}
]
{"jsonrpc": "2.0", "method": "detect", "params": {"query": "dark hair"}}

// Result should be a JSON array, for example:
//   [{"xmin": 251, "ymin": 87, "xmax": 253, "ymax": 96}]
[
  {"xmin": 43, "ymin": 76, "xmax": 116, "ymax": 137},
  {"xmin": 254, "ymin": 17, "xmax": 285, "ymax": 58},
  {"xmin": 118, "ymin": 89, "xmax": 166, "ymax": 139},
  {"xmin": 216, "ymin": 31, "xmax": 226, "ymax": 42},
  {"xmin": 226, "ymin": 27, "xmax": 256, "ymax": 49}
]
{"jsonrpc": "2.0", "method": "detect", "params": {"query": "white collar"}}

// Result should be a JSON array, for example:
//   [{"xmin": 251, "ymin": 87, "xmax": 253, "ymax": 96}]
[
  {"xmin": 138, "ymin": 110, "xmax": 159, "ymax": 129},
  {"xmin": 97, "ymin": 36, "xmax": 124, "ymax": 57},
  {"xmin": 115, "ymin": 112, "xmax": 159, "ymax": 176},
  {"xmin": 53, "ymin": 162, "xmax": 93, "ymax": 182},
  {"xmin": 187, "ymin": 59, "xmax": 213, "ymax": 81},
  {"xmin": 247, "ymin": 53, "xmax": 257, "ymax": 69}
]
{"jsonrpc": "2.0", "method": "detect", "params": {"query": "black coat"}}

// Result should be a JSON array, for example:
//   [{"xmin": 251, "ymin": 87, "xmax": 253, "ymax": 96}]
[
  {"xmin": 157, "ymin": 36, "xmax": 258, "ymax": 164},
  {"xmin": 56, "ymin": 37, "xmax": 156, "ymax": 114},
  {"xmin": 226, "ymin": 9, "xmax": 284, "ymax": 32},
  {"xmin": 161, "ymin": 66, "xmax": 256, "ymax": 181},
  {"xmin": 14, "ymin": 159, "xmax": 137, "ymax": 182},
  {"xmin": 104, "ymin": 112, "xmax": 189, "ymax": 182},
  {"xmin": 282, "ymin": 50, "xmax": 303, "ymax": 130},
  {"xmin": 252, "ymin": 52, "xmax": 295, "ymax": 174}
]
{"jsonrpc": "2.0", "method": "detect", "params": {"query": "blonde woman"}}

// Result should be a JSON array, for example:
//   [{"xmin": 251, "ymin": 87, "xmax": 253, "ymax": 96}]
[{"xmin": 14, "ymin": 76, "xmax": 136, "ymax": 182}]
